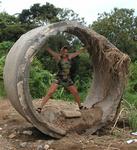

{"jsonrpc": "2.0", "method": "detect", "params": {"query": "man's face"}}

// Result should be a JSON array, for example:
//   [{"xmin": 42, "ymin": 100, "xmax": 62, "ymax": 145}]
[
  {"xmin": 61, "ymin": 48, "xmax": 68, "ymax": 57},
  {"xmin": 62, "ymin": 48, "xmax": 68, "ymax": 54}
]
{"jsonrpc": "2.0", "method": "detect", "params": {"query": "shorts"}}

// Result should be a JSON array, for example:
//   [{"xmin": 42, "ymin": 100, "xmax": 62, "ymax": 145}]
[{"xmin": 54, "ymin": 75, "xmax": 74, "ymax": 87}]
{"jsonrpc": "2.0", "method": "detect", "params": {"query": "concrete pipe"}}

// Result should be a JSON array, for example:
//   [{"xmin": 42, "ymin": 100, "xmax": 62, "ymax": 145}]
[{"xmin": 3, "ymin": 21, "xmax": 130, "ymax": 138}]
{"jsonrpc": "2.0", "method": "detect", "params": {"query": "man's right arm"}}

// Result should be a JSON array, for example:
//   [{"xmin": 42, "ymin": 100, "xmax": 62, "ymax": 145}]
[{"xmin": 46, "ymin": 47, "xmax": 60, "ymax": 61}]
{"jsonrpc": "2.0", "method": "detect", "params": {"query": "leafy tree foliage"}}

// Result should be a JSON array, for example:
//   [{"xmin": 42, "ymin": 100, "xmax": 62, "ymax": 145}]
[
  {"xmin": 0, "ymin": 4, "xmax": 137, "ymax": 131},
  {"xmin": 0, "ymin": 41, "xmax": 14, "ymax": 56},
  {"xmin": 19, "ymin": 3, "xmax": 85, "ymax": 26},
  {"xmin": 0, "ymin": 12, "xmax": 28, "ymax": 42},
  {"xmin": 0, "ymin": 41, "xmax": 13, "ymax": 97},
  {"xmin": 19, "ymin": 3, "xmax": 60, "ymax": 25},
  {"xmin": 0, "ymin": 2, "xmax": 85, "ymax": 42},
  {"xmin": 58, "ymin": 8, "xmax": 85, "ymax": 24},
  {"xmin": 0, "ymin": 3, "xmax": 88, "ymax": 99},
  {"xmin": 124, "ymin": 61, "xmax": 137, "ymax": 105},
  {"xmin": 92, "ymin": 8, "xmax": 137, "ymax": 60},
  {"xmin": 29, "ymin": 57, "xmax": 54, "ymax": 98}
]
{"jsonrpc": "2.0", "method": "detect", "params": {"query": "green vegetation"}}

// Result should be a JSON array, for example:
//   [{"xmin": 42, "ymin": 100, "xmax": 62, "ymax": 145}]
[
  {"xmin": 124, "ymin": 62, "xmax": 137, "ymax": 106},
  {"xmin": 91, "ymin": 8, "xmax": 137, "ymax": 130},
  {"xmin": 0, "ymin": 41, "xmax": 13, "ymax": 97},
  {"xmin": 29, "ymin": 52, "xmax": 91, "ymax": 102},
  {"xmin": 92, "ymin": 8, "xmax": 137, "ymax": 60},
  {"xmin": 0, "ymin": 3, "xmax": 137, "ymax": 130},
  {"xmin": 123, "ymin": 62, "xmax": 137, "ymax": 130},
  {"xmin": 0, "ymin": 56, "xmax": 6, "ymax": 96}
]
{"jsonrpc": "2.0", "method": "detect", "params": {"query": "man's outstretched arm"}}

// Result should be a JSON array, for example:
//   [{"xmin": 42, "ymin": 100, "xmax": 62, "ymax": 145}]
[
  {"xmin": 46, "ymin": 47, "xmax": 60, "ymax": 61},
  {"xmin": 69, "ymin": 47, "xmax": 86, "ymax": 59}
]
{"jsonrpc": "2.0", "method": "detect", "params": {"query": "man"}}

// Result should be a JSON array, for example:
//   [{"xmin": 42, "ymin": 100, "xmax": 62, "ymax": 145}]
[{"xmin": 36, "ymin": 46, "xmax": 85, "ymax": 113}]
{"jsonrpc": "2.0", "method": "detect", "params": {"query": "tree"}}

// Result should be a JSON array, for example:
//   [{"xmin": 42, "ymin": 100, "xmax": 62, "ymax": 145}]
[
  {"xmin": 18, "ymin": 3, "xmax": 85, "ymax": 53},
  {"xmin": 0, "ymin": 2, "xmax": 89, "ymax": 100},
  {"xmin": 0, "ymin": 41, "xmax": 14, "ymax": 96},
  {"xmin": 0, "ymin": 12, "xmax": 18, "ymax": 27},
  {"xmin": 19, "ymin": 3, "xmax": 60, "ymax": 25},
  {"xmin": 0, "ymin": 12, "xmax": 29, "ymax": 42},
  {"xmin": 18, "ymin": 2, "xmax": 86, "ymax": 74},
  {"xmin": 91, "ymin": 8, "xmax": 137, "ymax": 60},
  {"xmin": 0, "ymin": 3, "xmax": 85, "ymax": 42},
  {"xmin": 58, "ymin": 8, "xmax": 85, "ymax": 24},
  {"xmin": 19, "ymin": 2, "xmax": 85, "ymax": 26}
]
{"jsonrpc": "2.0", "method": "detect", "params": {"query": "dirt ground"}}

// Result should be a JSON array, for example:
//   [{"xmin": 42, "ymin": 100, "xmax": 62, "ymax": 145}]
[{"xmin": 0, "ymin": 99, "xmax": 137, "ymax": 150}]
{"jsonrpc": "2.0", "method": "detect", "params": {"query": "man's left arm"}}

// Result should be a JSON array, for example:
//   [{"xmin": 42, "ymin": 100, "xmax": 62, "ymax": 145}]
[{"xmin": 69, "ymin": 47, "xmax": 85, "ymax": 59}]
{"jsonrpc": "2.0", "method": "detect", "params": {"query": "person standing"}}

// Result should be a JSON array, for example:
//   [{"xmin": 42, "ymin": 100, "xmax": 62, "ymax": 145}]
[{"xmin": 36, "ymin": 46, "xmax": 85, "ymax": 113}]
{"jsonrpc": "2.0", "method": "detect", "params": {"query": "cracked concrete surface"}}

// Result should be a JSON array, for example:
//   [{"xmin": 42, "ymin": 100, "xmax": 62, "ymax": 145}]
[{"xmin": 3, "ymin": 21, "xmax": 130, "ymax": 138}]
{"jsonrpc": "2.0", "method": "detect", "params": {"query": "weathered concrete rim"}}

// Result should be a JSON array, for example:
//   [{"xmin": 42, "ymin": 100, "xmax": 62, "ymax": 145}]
[{"xmin": 3, "ymin": 21, "xmax": 130, "ymax": 138}]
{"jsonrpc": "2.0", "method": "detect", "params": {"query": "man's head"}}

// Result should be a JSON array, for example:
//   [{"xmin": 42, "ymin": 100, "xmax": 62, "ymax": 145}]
[{"xmin": 60, "ymin": 46, "xmax": 69, "ymax": 57}]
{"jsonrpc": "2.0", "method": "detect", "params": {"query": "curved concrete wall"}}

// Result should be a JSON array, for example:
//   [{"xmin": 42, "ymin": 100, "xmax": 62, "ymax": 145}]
[{"xmin": 3, "ymin": 21, "xmax": 130, "ymax": 138}]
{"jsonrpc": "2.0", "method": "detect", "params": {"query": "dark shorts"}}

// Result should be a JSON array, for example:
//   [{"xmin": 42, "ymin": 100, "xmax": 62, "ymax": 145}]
[{"xmin": 54, "ymin": 75, "xmax": 74, "ymax": 87}]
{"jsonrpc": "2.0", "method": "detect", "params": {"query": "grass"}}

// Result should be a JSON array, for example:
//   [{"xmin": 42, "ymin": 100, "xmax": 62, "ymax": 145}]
[
  {"xmin": 123, "ymin": 96, "xmax": 137, "ymax": 131},
  {"xmin": 0, "ymin": 81, "xmax": 6, "ymax": 98},
  {"xmin": 128, "ymin": 110, "xmax": 137, "ymax": 131}
]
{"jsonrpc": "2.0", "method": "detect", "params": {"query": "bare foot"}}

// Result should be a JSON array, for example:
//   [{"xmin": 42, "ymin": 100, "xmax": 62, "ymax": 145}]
[
  {"xmin": 36, "ymin": 107, "xmax": 42, "ymax": 113},
  {"xmin": 79, "ymin": 105, "xmax": 88, "ymax": 110}
]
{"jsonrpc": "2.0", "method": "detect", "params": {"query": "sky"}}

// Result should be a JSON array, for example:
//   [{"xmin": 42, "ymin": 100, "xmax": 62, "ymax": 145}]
[{"xmin": 0, "ymin": 0, "xmax": 137, "ymax": 24}]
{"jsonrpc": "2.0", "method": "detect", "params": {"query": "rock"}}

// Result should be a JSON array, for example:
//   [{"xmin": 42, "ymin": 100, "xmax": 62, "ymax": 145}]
[
  {"xmin": 37, "ymin": 145, "xmax": 44, "ymax": 150},
  {"xmin": 23, "ymin": 130, "xmax": 32, "ymax": 135},
  {"xmin": 44, "ymin": 144, "xmax": 49, "ymax": 150},
  {"xmin": 85, "ymin": 140, "xmax": 90, "ymax": 144},
  {"xmin": 20, "ymin": 142, "xmax": 27, "ymax": 148},
  {"xmin": 17, "ymin": 130, "xmax": 20, "ymax": 134},
  {"xmin": 79, "ymin": 140, "xmax": 82, "ymax": 143},
  {"xmin": 90, "ymin": 140, "xmax": 94, "ymax": 144},
  {"xmin": 47, "ymin": 140, "xmax": 54, "ymax": 145},
  {"xmin": 8, "ymin": 133, "xmax": 16, "ymax": 139},
  {"xmin": 0, "ymin": 135, "xmax": 2, "ymax": 138},
  {"xmin": 37, "ymin": 140, "xmax": 43, "ymax": 143},
  {"xmin": 61, "ymin": 110, "xmax": 81, "ymax": 118},
  {"xmin": 4, "ymin": 124, "xmax": 7, "ymax": 127},
  {"xmin": 0, "ymin": 127, "xmax": 2, "ymax": 131},
  {"xmin": 82, "ymin": 145, "xmax": 86, "ymax": 149}
]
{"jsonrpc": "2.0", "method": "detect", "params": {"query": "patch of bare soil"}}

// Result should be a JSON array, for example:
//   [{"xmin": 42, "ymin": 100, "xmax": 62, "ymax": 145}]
[{"xmin": 0, "ymin": 99, "xmax": 137, "ymax": 150}]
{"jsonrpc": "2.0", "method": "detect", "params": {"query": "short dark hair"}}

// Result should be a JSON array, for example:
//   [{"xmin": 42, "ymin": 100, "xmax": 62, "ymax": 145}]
[{"xmin": 62, "ymin": 46, "xmax": 68, "ymax": 50}]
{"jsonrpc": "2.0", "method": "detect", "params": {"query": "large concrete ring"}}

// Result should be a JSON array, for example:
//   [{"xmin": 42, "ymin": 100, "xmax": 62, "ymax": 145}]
[{"xmin": 4, "ymin": 21, "xmax": 130, "ymax": 138}]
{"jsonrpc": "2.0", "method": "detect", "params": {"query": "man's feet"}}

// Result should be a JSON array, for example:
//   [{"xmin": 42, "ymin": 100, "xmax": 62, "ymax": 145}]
[
  {"xmin": 79, "ymin": 105, "xmax": 83, "ymax": 110},
  {"xmin": 79, "ymin": 105, "xmax": 88, "ymax": 110},
  {"xmin": 36, "ymin": 107, "xmax": 42, "ymax": 113}
]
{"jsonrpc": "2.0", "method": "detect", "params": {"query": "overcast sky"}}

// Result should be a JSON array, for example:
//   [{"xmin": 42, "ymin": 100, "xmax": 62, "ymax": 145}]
[{"xmin": 0, "ymin": 0, "xmax": 137, "ymax": 24}]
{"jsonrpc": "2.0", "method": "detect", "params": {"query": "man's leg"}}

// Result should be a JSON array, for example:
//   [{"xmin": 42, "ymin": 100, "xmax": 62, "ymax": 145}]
[
  {"xmin": 67, "ymin": 85, "xmax": 82, "ymax": 108},
  {"xmin": 38, "ymin": 83, "xmax": 58, "ymax": 110}
]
